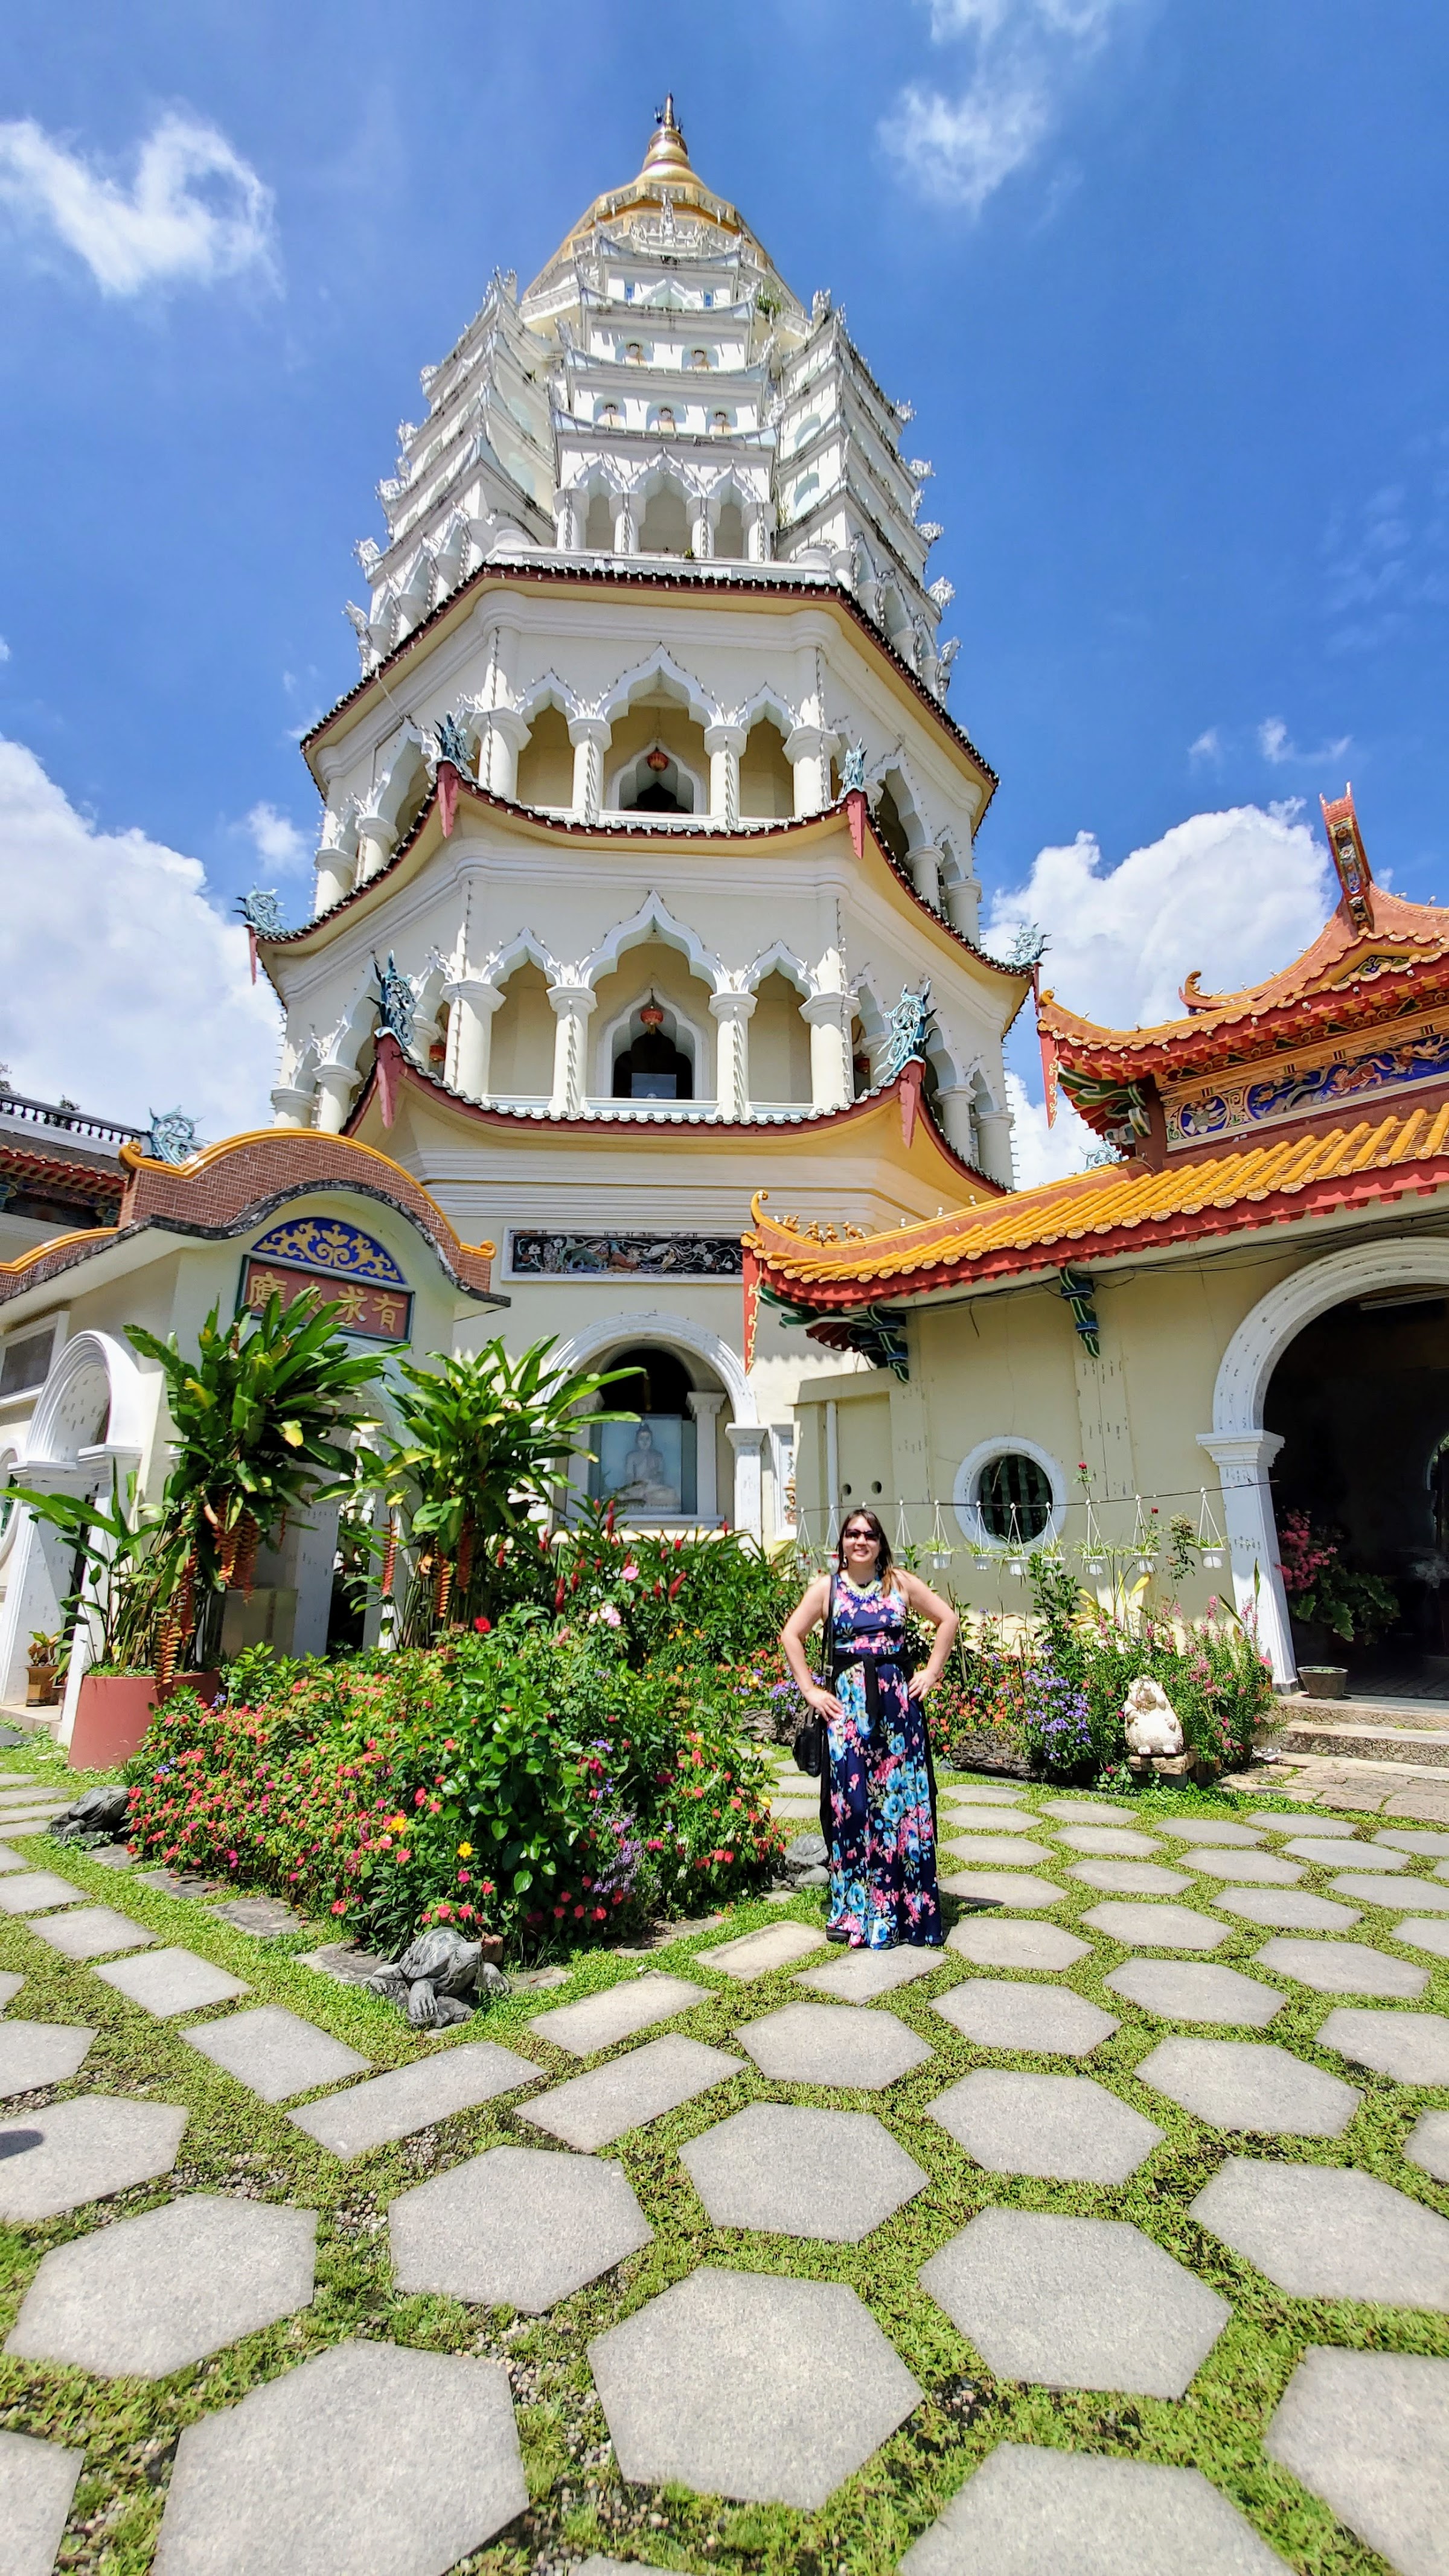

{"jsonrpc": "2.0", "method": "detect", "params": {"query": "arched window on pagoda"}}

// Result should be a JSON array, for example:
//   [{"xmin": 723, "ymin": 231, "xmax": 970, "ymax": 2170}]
[{"xmin": 613, "ymin": 994, "xmax": 694, "ymax": 1100}]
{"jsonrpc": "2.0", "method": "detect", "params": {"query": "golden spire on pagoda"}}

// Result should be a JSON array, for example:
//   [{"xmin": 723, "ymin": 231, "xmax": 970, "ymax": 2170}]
[{"xmin": 640, "ymin": 94, "xmax": 691, "ymax": 182}]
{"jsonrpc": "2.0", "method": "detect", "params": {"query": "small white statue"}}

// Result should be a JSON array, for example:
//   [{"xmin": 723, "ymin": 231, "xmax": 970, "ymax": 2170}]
[{"xmin": 1122, "ymin": 1675, "xmax": 1185, "ymax": 1757}]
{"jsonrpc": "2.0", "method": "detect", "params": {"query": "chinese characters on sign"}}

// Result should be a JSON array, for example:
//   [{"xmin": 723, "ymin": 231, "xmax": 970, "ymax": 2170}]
[{"xmin": 240, "ymin": 1258, "xmax": 412, "ymax": 1343}]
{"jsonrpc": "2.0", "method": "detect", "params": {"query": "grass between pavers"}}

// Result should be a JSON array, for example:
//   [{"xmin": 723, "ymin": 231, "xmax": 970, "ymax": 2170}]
[{"xmin": 0, "ymin": 1748, "xmax": 1445, "ymax": 2573}]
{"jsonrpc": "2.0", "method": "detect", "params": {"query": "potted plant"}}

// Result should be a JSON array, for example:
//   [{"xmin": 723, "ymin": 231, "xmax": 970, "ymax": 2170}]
[
  {"xmin": 1277, "ymin": 1510, "xmax": 1398, "ymax": 1693},
  {"xmin": 6, "ymin": 1469, "xmax": 199, "ymax": 1765},
  {"xmin": 25, "ymin": 1630, "xmax": 59, "ymax": 1706}
]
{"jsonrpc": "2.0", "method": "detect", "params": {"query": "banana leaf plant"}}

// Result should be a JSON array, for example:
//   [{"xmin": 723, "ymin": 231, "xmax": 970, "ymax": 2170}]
[
  {"xmin": 351, "ymin": 1336, "xmax": 631, "ymax": 1643},
  {"xmin": 126, "ymin": 1291, "xmax": 389, "ymax": 1680}
]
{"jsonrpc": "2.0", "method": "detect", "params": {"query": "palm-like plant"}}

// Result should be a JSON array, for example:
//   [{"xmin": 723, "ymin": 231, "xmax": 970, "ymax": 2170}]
[
  {"xmin": 5, "ymin": 1465, "xmax": 174, "ymax": 1676},
  {"xmin": 356, "ymin": 1337, "xmax": 628, "ymax": 1640},
  {"xmin": 128, "ymin": 1293, "xmax": 388, "ymax": 1678}
]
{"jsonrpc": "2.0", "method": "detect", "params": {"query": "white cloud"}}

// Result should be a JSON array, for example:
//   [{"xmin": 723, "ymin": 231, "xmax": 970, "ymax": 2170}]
[
  {"xmin": 0, "ymin": 112, "xmax": 273, "ymax": 296},
  {"xmin": 0, "ymin": 737, "xmax": 280, "ymax": 1136},
  {"xmin": 882, "ymin": 0, "xmax": 1140, "ymax": 211},
  {"xmin": 986, "ymin": 802, "xmax": 1332, "ymax": 1033},
  {"xmin": 244, "ymin": 801, "xmax": 310, "ymax": 874},
  {"xmin": 1188, "ymin": 727, "xmax": 1220, "ymax": 762},
  {"xmin": 1258, "ymin": 714, "xmax": 1351, "ymax": 768},
  {"xmin": 1005, "ymin": 1069, "xmax": 1107, "ymax": 1187},
  {"xmin": 0, "ymin": 637, "xmax": 11, "ymax": 665}
]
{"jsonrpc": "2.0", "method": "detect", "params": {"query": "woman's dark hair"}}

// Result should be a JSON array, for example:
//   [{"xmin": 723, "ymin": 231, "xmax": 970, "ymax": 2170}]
[{"xmin": 836, "ymin": 1507, "xmax": 894, "ymax": 1578}]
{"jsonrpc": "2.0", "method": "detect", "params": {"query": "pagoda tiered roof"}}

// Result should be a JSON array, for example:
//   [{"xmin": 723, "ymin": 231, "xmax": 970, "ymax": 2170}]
[{"xmin": 1041, "ymin": 791, "xmax": 1449, "ymax": 1134}]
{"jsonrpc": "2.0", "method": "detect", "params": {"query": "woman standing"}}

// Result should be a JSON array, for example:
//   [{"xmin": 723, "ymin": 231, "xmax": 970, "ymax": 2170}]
[{"xmin": 781, "ymin": 1510, "xmax": 958, "ymax": 1950}]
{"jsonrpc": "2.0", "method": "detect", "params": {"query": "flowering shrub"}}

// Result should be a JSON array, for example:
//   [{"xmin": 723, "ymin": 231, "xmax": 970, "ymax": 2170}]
[
  {"xmin": 1277, "ymin": 1510, "xmax": 1398, "ymax": 1644},
  {"xmin": 127, "ymin": 1623, "xmax": 782, "ymax": 1956}
]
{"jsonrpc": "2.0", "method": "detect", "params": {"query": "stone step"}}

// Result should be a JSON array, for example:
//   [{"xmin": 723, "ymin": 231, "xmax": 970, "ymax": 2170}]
[{"xmin": 1277, "ymin": 1716, "xmax": 1449, "ymax": 1769}]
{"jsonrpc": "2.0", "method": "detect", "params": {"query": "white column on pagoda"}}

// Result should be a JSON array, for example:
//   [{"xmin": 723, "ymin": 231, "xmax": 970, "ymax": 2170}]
[
  {"xmin": 726, "ymin": 1422, "xmax": 768, "ymax": 1539},
  {"xmin": 745, "ymin": 504, "xmax": 770, "ymax": 562},
  {"xmin": 445, "ymin": 977, "xmax": 504, "ymax": 1101},
  {"xmin": 313, "ymin": 836, "xmax": 354, "ymax": 915},
  {"xmin": 553, "ymin": 487, "xmax": 580, "ymax": 551},
  {"xmin": 802, "ymin": 990, "xmax": 853, "ymax": 1111},
  {"xmin": 478, "ymin": 707, "xmax": 529, "ymax": 800},
  {"xmin": 353, "ymin": 813, "xmax": 395, "ymax": 886},
  {"xmin": 705, "ymin": 722, "xmax": 746, "ymax": 823},
  {"xmin": 1197, "ymin": 1430, "xmax": 1296, "ymax": 1686},
  {"xmin": 312, "ymin": 1062, "xmax": 362, "ymax": 1134},
  {"xmin": 974, "ymin": 1102, "xmax": 1015, "ymax": 1187},
  {"xmin": 568, "ymin": 716, "xmax": 611, "ymax": 820},
  {"xmin": 686, "ymin": 1390, "xmax": 725, "ymax": 1520},
  {"xmin": 910, "ymin": 843, "xmax": 944, "ymax": 909},
  {"xmin": 784, "ymin": 724, "xmax": 833, "ymax": 817},
  {"xmin": 548, "ymin": 982, "xmax": 597, "ymax": 1115},
  {"xmin": 270, "ymin": 1081, "xmax": 315, "ymax": 1129},
  {"xmin": 613, "ymin": 490, "xmax": 638, "ymax": 554},
  {"xmin": 933, "ymin": 1079, "xmax": 977, "ymax": 1164},
  {"xmin": 709, "ymin": 989, "xmax": 755, "ymax": 1119},
  {"xmin": 945, "ymin": 873, "xmax": 982, "ymax": 938},
  {"xmin": 689, "ymin": 495, "xmax": 714, "ymax": 558}
]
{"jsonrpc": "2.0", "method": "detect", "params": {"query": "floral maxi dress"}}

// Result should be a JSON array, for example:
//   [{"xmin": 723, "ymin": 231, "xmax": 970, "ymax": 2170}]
[{"xmin": 825, "ymin": 1573, "xmax": 942, "ymax": 1949}]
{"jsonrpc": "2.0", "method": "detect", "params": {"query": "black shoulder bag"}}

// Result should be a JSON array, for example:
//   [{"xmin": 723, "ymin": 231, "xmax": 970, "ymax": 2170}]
[{"xmin": 792, "ymin": 1572, "xmax": 834, "ymax": 1779}]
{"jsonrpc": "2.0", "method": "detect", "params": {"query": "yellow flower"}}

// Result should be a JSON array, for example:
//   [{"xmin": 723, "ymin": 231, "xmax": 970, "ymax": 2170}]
[
  {"xmin": 387, "ymin": 1813, "xmax": 408, "ymax": 1832},
  {"xmin": 457, "ymin": 1841, "xmax": 473, "ymax": 1859}
]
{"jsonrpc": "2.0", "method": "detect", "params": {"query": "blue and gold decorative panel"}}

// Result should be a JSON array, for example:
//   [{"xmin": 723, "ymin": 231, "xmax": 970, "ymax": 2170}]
[
  {"xmin": 1165, "ymin": 1019, "xmax": 1449, "ymax": 1149},
  {"xmin": 249, "ymin": 1216, "xmax": 408, "ymax": 1286}
]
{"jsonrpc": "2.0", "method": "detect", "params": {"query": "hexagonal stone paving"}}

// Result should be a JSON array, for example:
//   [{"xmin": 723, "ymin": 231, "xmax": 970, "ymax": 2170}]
[
  {"xmin": 941, "ymin": 1836, "xmax": 1057, "ymax": 1868},
  {"xmin": 1182, "ymin": 1849, "xmax": 1303, "ymax": 1884},
  {"xmin": 941, "ymin": 1784, "xmax": 1024, "ymax": 1806},
  {"xmin": 697, "ymin": 1920, "xmax": 827, "ymax": 1980},
  {"xmin": 1265, "ymin": 2348, "xmax": 1449, "ymax": 2576},
  {"xmin": 1378, "ymin": 1827, "xmax": 1449, "ymax": 1855},
  {"xmin": 1285, "ymin": 1836, "xmax": 1402, "ymax": 1869},
  {"xmin": 798, "ymin": 1946, "xmax": 945, "ymax": 2001},
  {"xmin": 93, "ymin": 1947, "xmax": 251, "ymax": 2018},
  {"xmin": 0, "ymin": 1970, "xmax": 22, "ymax": 2009},
  {"xmin": 290, "ymin": 2040, "xmax": 540, "ymax": 2159},
  {"xmin": 927, "ymin": 2070, "xmax": 1162, "ymax": 2181},
  {"xmin": 1253, "ymin": 1937, "xmax": 1428, "ymax": 1998},
  {"xmin": 1136, "ymin": 2038, "xmax": 1360, "ymax": 2136},
  {"xmin": 1053, "ymin": 1827, "xmax": 1163, "ymax": 1856},
  {"xmin": 947, "ymin": 1919, "xmax": 1091, "ymax": 1972},
  {"xmin": 1250, "ymin": 1811, "xmax": 1353, "ymax": 1834},
  {"xmin": 0, "ymin": 2427, "xmax": 83, "ymax": 2576},
  {"xmin": 939, "ymin": 1870, "xmax": 1063, "ymax": 1908},
  {"xmin": 528, "ymin": 1972, "xmax": 708, "ymax": 2056},
  {"xmin": 0, "ymin": 1847, "xmax": 31, "ymax": 1874},
  {"xmin": 1318, "ymin": 2004, "xmax": 1449, "ymax": 2085},
  {"xmin": 920, "ymin": 2208, "xmax": 1229, "ymax": 2397},
  {"xmin": 0, "ymin": 1871, "xmax": 84, "ymax": 1914},
  {"xmin": 0, "ymin": 2095, "xmax": 188, "ymax": 2222},
  {"xmin": 1104, "ymin": 1961, "xmax": 1284, "ymax": 2027},
  {"xmin": 1395, "ymin": 1917, "xmax": 1449, "ymax": 1961},
  {"xmin": 1067, "ymin": 1861, "xmax": 1194, "ymax": 1896},
  {"xmin": 25, "ymin": 1905, "xmax": 156, "ymax": 1960},
  {"xmin": 1159, "ymin": 1819, "xmax": 1265, "ymax": 1846},
  {"xmin": 1214, "ymin": 1887, "xmax": 1361, "ymax": 1931},
  {"xmin": 0, "ymin": 2021, "xmax": 95, "ymax": 2098},
  {"xmin": 588, "ymin": 2266, "xmax": 921, "ymax": 2507},
  {"xmin": 6, "ymin": 2194, "xmax": 316, "ymax": 2376},
  {"xmin": 931, "ymin": 1981, "xmax": 1118, "ymax": 2057},
  {"xmin": 735, "ymin": 1999, "xmax": 933, "ymax": 2089},
  {"xmin": 682, "ymin": 2101, "xmax": 929, "ymax": 2240},
  {"xmin": 518, "ymin": 2033, "xmax": 742, "ymax": 2152},
  {"xmin": 389, "ymin": 2144, "xmax": 651, "ymax": 2311},
  {"xmin": 152, "ymin": 2336, "xmax": 526, "ymax": 2575},
  {"xmin": 900, "ymin": 2442, "xmax": 1293, "ymax": 2576},
  {"xmin": 1191, "ymin": 2158, "xmax": 1449, "ymax": 2309},
  {"xmin": 1041, "ymin": 1801, "xmax": 1131, "ymax": 1822},
  {"xmin": 1406, "ymin": 2109, "xmax": 1449, "ymax": 2183},
  {"xmin": 181, "ymin": 2006, "xmax": 370, "ymax": 2103},
  {"xmin": 1081, "ymin": 1902, "xmax": 1229, "ymax": 1951},
  {"xmin": 1338, "ymin": 1871, "xmax": 1449, "ymax": 1910}
]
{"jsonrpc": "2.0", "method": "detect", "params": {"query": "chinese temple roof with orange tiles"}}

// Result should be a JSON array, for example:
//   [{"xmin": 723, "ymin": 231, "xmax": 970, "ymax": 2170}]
[
  {"xmin": 745, "ymin": 1096, "xmax": 1449, "ymax": 1313},
  {"xmin": 1041, "ymin": 790, "xmax": 1449, "ymax": 1133}
]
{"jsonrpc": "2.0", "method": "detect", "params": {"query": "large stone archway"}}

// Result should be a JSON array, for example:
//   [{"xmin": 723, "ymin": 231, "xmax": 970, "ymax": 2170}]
[{"xmin": 1200, "ymin": 1236, "xmax": 1449, "ymax": 1684}]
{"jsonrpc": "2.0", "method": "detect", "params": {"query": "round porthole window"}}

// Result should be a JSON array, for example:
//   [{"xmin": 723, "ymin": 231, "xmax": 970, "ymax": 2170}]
[{"xmin": 977, "ymin": 1453, "xmax": 1053, "ymax": 1541}]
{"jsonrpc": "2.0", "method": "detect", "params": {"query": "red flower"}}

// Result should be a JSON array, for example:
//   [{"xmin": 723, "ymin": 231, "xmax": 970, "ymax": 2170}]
[{"xmin": 473, "ymin": 1616, "xmax": 491, "ymax": 1633}]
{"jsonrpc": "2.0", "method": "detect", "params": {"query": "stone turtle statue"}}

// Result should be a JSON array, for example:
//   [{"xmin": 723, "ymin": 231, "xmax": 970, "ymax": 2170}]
[
  {"xmin": 366, "ymin": 1924, "xmax": 510, "ymax": 2025},
  {"xmin": 50, "ymin": 1783, "xmax": 131, "ymax": 1844}
]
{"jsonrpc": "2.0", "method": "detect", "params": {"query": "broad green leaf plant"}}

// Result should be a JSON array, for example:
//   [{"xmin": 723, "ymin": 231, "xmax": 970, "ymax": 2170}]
[{"xmin": 354, "ymin": 1336, "xmax": 630, "ymax": 1641}]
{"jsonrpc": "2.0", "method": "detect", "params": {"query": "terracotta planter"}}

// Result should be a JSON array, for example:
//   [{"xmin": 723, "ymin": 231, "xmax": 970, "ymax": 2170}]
[
  {"xmin": 25, "ymin": 1663, "xmax": 58, "ymax": 1707},
  {"xmin": 69, "ymin": 1671, "xmax": 221, "ymax": 1771}
]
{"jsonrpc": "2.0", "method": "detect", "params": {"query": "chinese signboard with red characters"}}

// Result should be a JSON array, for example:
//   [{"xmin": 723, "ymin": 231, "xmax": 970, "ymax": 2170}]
[{"xmin": 238, "ymin": 1215, "xmax": 413, "ymax": 1343}]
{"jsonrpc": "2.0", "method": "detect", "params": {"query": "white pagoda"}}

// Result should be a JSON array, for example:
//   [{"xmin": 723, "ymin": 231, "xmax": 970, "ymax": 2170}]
[{"xmin": 256, "ymin": 102, "xmax": 1029, "ymax": 1539}]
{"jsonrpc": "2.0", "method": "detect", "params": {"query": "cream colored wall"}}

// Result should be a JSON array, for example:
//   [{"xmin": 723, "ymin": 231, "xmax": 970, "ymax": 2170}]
[
  {"xmin": 488, "ymin": 963, "xmax": 556, "ymax": 1096},
  {"xmin": 746, "ymin": 970, "xmax": 812, "ymax": 1103},
  {"xmin": 739, "ymin": 719, "xmax": 794, "ymax": 818},
  {"xmin": 514, "ymin": 704, "xmax": 574, "ymax": 807}
]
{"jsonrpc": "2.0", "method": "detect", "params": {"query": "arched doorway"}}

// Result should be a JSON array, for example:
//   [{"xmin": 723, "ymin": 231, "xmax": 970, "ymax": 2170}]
[
  {"xmin": 548, "ymin": 1311, "xmax": 759, "ymax": 1534},
  {"xmin": 1203, "ymin": 1236, "xmax": 1449, "ymax": 1685}
]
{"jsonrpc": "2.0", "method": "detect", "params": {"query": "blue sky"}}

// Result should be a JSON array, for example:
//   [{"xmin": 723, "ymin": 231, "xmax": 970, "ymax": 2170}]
[{"xmin": 2, "ymin": 0, "xmax": 1447, "ymax": 1150}]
